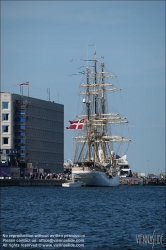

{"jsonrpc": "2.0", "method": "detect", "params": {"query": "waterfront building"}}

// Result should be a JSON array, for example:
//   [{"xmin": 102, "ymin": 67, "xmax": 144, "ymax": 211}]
[{"xmin": 0, "ymin": 92, "xmax": 64, "ymax": 172}]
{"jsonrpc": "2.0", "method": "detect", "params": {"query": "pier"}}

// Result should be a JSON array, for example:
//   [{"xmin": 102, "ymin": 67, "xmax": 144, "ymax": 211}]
[
  {"xmin": 0, "ymin": 177, "xmax": 165, "ymax": 186},
  {"xmin": 0, "ymin": 178, "xmax": 64, "ymax": 187},
  {"xmin": 120, "ymin": 177, "xmax": 166, "ymax": 185}
]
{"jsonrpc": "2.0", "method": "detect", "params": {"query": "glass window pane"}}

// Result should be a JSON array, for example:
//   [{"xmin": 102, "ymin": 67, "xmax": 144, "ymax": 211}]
[
  {"xmin": 3, "ymin": 138, "xmax": 8, "ymax": 144},
  {"xmin": 3, "ymin": 114, "xmax": 9, "ymax": 120},
  {"xmin": 2, "ymin": 126, "xmax": 8, "ymax": 132},
  {"xmin": 2, "ymin": 102, "xmax": 9, "ymax": 109}
]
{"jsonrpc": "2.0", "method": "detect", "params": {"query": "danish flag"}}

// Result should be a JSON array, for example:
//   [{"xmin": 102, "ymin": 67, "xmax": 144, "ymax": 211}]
[
  {"xmin": 14, "ymin": 81, "xmax": 29, "ymax": 86},
  {"xmin": 66, "ymin": 119, "xmax": 85, "ymax": 129}
]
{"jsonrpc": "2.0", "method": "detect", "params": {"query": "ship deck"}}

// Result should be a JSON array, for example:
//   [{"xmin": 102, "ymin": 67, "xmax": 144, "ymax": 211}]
[{"xmin": 72, "ymin": 166, "xmax": 105, "ymax": 172}]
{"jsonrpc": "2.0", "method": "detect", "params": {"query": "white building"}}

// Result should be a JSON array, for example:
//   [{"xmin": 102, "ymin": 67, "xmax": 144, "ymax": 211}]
[
  {"xmin": 137, "ymin": 172, "xmax": 146, "ymax": 178},
  {"xmin": 0, "ymin": 92, "xmax": 64, "ymax": 172}
]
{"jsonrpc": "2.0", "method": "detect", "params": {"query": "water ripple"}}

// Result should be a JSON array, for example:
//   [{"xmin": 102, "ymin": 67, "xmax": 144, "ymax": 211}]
[{"xmin": 1, "ymin": 185, "xmax": 165, "ymax": 250}]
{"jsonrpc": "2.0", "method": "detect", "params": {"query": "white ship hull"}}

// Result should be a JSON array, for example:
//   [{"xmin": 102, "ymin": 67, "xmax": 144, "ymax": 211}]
[{"xmin": 72, "ymin": 170, "xmax": 120, "ymax": 187}]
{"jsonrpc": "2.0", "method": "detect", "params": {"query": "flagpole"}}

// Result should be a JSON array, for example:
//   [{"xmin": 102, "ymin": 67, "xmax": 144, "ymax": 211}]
[
  {"xmin": 28, "ymin": 82, "xmax": 30, "ymax": 97},
  {"xmin": 87, "ymin": 44, "xmax": 88, "ymax": 67}
]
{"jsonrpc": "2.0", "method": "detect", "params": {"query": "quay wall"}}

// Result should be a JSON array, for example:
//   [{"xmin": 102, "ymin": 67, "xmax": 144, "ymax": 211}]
[
  {"xmin": 120, "ymin": 177, "xmax": 166, "ymax": 185},
  {"xmin": 0, "ymin": 177, "xmax": 165, "ymax": 187},
  {"xmin": 0, "ymin": 179, "xmax": 64, "ymax": 187}
]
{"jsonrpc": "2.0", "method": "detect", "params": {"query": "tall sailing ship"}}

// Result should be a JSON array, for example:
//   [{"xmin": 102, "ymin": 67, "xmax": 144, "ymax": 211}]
[{"xmin": 67, "ymin": 50, "xmax": 131, "ymax": 186}]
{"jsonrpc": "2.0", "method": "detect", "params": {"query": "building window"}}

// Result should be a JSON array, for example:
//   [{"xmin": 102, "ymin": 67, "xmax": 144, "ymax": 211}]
[
  {"xmin": 2, "ymin": 102, "xmax": 9, "ymax": 109},
  {"xmin": 3, "ymin": 114, "xmax": 9, "ymax": 121},
  {"xmin": 2, "ymin": 125, "xmax": 9, "ymax": 132},
  {"xmin": 3, "ymin": 137, "xmax": 9, "ymax": 144}
]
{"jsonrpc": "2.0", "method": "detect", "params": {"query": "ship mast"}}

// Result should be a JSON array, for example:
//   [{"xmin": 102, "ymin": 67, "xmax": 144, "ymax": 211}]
[
  {"xmin": 101, "ymin": 56, "xmax": 107, "ymax": 161},
  {"xmin": 94, "ymin": 52, "xmax": 97, "ymax": 115},
  {"xmin": 72, "ymin": 50, "xmax": 131, "ymax": 166},
  {"xmin": 93, "ymin": 51, "xmax": 97, "ymax": 165},
  {"xmin": 101, "ymin": 56, "xmax": 105, "ymax": 116},
  {"xmin": 86, "ymin": 67, "xmax": 91, "ymax": 162}
]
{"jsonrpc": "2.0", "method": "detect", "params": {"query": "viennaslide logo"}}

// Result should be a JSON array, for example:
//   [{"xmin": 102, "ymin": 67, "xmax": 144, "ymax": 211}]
[{"xmin": 136, "ymin": 230, "xmax": 165, "ymax": 249}]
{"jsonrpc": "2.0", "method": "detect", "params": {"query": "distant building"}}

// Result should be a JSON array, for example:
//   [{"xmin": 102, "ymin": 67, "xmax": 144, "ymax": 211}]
[
  {"xmin": 0, "ymin": 92, "xmax": 64, "ymax": 172},
  {"xmin": 132, "ymin": 172, "xmax": 138, "ymax": 178},
  {"xmin": 137, "ymin": 172, "xmax": 146, "ymax": 178},
  {"xmin": 160, "ymin": 172, "xmax": 166, "ymax": 179}
]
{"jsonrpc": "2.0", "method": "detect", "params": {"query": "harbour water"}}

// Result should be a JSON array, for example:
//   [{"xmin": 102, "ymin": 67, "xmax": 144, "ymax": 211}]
[{"xmin": 0, "ymin": 185, "xmax": 165, "ymax": 250}]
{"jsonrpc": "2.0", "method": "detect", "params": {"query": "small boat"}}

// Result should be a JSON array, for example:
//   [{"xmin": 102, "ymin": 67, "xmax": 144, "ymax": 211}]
[{"xmin": 62, "ymin": 181, "xmax": 83, "ymax": 187}]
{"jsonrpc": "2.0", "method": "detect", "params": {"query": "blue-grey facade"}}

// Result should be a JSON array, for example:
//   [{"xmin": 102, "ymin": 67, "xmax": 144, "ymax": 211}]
[{"xmin": 0, "ymin": 92, "xmax": 64, "ymax": 172}]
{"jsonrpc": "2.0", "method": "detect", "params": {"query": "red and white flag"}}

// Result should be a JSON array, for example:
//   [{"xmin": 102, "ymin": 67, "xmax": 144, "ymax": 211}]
[
  {"xmin": 19, "ymin": 81, "xmax": 29, "ymax": 86},
  {"xmin": 14, "ymin": 81, "xmax": 29, "ymax": 86},
  {"xmin": 66, "ymin": 119, "xmax": 85, "ymax": 129}
]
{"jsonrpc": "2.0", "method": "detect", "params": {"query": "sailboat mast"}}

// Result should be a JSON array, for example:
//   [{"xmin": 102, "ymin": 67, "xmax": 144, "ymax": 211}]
[
  {"xmin": 101, "ymin": 57, "xmax": 107, "ymax": 160},
  {"xmin": 86, "ymin": 67, "xmax": 91, "ymax": 162},
  {"xmin": 86, "ymin": 68, "xmax": 90, "ymax": 120},
  {"xmin": 93, "ymin": 52, "xmax": 99, "ymax": 164},
  {"xmin": 101, "ymin": 57, "xmax": 105, "ymax": 115},
  {"xmin": 94, "ymin": 52, "xmax": 97, "ymax": 115}
]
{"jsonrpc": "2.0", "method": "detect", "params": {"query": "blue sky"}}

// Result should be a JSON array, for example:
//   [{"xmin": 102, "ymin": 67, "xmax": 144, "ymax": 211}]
[{"xmin": 1, "ymin": 1, "xmax": 165, "ymax": 175}]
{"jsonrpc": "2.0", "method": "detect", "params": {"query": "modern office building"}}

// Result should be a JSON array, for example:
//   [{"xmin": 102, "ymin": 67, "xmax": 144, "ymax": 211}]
[{"xmin": 0, "ymin": 92, "xmax": 64, "ymax": 172}]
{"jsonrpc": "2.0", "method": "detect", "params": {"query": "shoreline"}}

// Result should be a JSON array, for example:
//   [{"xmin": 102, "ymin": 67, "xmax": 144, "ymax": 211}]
[{"xmin": 0, "ymin": 178, "xmax": 165, "ymax": 187}]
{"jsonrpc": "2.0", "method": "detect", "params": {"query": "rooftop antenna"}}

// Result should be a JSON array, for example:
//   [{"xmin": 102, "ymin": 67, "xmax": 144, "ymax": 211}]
[
  {"xmin": 20, "ymin": 86, "xmax": 23, "ymax": 96},
  {"xmin": 28, "ymin": 82, "xmax": 30, "ymax": 97},
  {"xmin": 47, "ymin": 88, "xmax": 50, "ymax": 101}
]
